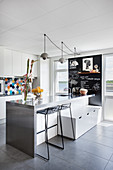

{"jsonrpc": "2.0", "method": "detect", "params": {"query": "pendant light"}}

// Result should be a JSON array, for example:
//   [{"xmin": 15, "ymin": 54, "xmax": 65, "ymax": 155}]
[
  {"xmin": 40, "ymin": 34, "xmax": 48, "ymax": 60},
  {"xmin": 59, "ymin": 42, "xmax": 65, "ymax": 64}
]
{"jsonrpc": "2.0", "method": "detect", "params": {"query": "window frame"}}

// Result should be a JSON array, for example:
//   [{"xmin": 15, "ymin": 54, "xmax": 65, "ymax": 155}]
[{"xmin": 54, "ymin": 62, "xmax": 68, "ymax": 95}]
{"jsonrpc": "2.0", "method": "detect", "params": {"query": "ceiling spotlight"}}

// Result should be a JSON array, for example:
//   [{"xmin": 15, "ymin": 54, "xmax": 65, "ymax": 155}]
[{"xmin": 40, "ymin": 34, "xmax": 48, "ymax": 60}]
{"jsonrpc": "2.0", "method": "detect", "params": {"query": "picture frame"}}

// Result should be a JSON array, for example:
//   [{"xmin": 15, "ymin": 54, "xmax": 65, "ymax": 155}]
[{"xmin": 83, "ymin": 57, "xmax": 93, "ymax": 71}]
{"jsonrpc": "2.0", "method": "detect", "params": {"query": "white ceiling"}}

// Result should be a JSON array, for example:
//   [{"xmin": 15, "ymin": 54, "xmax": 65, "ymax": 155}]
[{"xmin": 0, "ymin": 0, "xmax": 113, "ymax": 57}]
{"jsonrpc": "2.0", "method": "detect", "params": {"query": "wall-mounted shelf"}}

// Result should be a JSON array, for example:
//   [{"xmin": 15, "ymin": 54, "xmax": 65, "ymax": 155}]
[{"xmin": 78, "ymin": 72, "xmax": 100, "ymax": 74}]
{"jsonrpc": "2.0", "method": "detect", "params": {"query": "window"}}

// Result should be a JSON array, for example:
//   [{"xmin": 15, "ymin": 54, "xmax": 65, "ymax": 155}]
[
  {"xmin": 105, "ymin": 56, "xmax": 113, "ymax": 92},
  {"xmin": 54, "ymin": 61, "xmax": 68, "ymax": 94},
  {"xmin": 104, "ymin": 55, "xmax": 113, "ymax": 121}
]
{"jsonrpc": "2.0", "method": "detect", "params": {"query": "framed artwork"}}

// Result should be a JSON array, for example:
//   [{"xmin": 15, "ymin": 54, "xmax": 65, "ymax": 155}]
[{"xmin": 83, "ymin": 57, "xmax": 93, "ymax": 71}]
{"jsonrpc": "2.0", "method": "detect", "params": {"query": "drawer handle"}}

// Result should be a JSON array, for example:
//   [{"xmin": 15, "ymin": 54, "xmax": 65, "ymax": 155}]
[
  {"xmin": 87, "ymin": 113, "xmax": 89, "ymax": 115},
  {"xmin": 93, "ymin": 110, "xmax": 95, "ymax": 112},
  {"xmin": 79, "ymin": 116, "xmax": 82, "ymax": 119}
]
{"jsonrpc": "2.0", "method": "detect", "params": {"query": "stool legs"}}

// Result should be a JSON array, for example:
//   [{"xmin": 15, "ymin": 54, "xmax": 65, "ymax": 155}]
[
  {"xmin": 59, "ymin": 110, "xmax": 64, "ymax": 149},
  {"xmin": 45, "ymin": 114, "xmax": 50, "ymax": 160},
  {"xmin": 48, "ymin": 110, "xmax": 64, "ymax": 149},
  {"xmin": 36, "ymin": 114, "xmax": 49, "ymax": 161},
  {"xmin": 69, "ymin": 103, "xmax": 75, "ymax": 140}
]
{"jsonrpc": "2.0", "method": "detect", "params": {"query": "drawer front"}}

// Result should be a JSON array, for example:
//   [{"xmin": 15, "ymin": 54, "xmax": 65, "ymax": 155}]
[
  {"xmin": 91, "ymin": 109, "xmax": 98, "ymax": 126},
  {"xmin": 76, "ymin": 115, "xmax": 87, "ymax": 138},
  {"xmin": 58, "ymin": 116, "xmax": 76, "ymax": 139}
]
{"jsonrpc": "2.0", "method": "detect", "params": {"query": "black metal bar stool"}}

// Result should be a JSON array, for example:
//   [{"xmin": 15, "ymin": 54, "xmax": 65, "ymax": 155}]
[
  {"xmin": 36, "ymin": 105, "xmax": 64, "ymax": 160},
  {"xmin": 60, "ymin": 103, "xmax": 75, "ymax": 140}
]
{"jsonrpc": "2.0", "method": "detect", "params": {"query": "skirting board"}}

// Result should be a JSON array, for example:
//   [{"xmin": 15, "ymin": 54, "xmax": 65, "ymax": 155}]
[{"xmin": 0, "ymin": 118, "xmax": 6, "ymax": 124}]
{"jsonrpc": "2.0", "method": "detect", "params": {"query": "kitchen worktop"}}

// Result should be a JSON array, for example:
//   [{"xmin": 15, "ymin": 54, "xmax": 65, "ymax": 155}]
[{"xmin": 7, "ymin": 94, "xmax": 95, "ymax": 110}]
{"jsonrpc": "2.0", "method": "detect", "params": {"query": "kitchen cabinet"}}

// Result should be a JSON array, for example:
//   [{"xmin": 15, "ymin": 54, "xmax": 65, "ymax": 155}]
[
  {"xmin": 0, "ymin": 47, "xmax": 38, "ymax": 77},
  {"xmin": 58, "ymin": 106, "xmax": 102, "ymax": 139},
  {"xmin": 30, "ymin": 55, "xmax": 38, "ymax": 77},
  {"xmin": 0, "ymin": 95, "xmax": 22, "ymax": 121},
  {"xmin": 21, "ymin": 53, "xmax": 29, "ymax": 75},
  {"xmin": 13, "ymin": 51, "xmax": 22, "ymax": 76},
  {"xmin": 4, "ymin": 49, "xmax": 13, "ymax": 76},
  {"xmin": 21, "ymin": 53, "xmax": 38, "ymax": 77},
  {"xmin": 0, "ymin": 98, "xmax": 5, "ymax": 120}
]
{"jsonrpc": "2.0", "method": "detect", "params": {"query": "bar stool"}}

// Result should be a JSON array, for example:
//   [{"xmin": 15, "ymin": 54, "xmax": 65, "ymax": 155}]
[
  {"xmin": 36, "ymin": 105, "xmax": 64, "ymax": 160},
  {"xmin": 59, "ymin": 103, "xmax": 75, "ymax": 140}
]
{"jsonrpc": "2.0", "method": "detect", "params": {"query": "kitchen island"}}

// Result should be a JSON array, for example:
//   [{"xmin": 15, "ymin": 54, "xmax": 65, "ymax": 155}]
[{"xmin": 6, "ymin": 94, "xmax": 97, "ymax": 157}]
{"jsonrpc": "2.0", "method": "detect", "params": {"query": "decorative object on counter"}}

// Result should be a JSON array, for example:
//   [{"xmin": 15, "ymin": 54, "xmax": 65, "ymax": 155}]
[
  {"xmin": 23, "ymin": 58, "xmax": 38, "ymax": 102},
  {"xmin": 5, "ymin": 77, "xmax": 24, "ymax": 95},
  {"xmin": 80, "ymin": 88, "xmax": 88, "ymax": 95},
  {"xmin": 32, "ymin": 86, "xmax": 43, "ymax": 100},
  {"xmin": 40, "ymin": 34, "xmax": 80, "ymax": 63}
]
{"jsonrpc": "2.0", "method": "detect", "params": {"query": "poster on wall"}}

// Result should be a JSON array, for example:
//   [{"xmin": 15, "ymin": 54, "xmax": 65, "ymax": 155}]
[{"xmin": 83, "ymin": 57, "xmax": 93, "ymax": 71}]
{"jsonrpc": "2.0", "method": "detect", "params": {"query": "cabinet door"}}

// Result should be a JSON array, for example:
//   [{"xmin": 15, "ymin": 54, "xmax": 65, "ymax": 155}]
[
  {"xmin": 0, "ymin": 98, "xmax": 6, "ymax": 119},
  {"xmin": 21, "ymin": 54, "xmax": 38, "ymax": 77},
  {"xmin": 21, "ymin": 53, "xmax": 29, "ymax": 75},
  {"xmin": 0, "ymin": 47, "xmax": 4, "ymax": 76},
  {"xmin": 13, "ymin": 51, "xmax": 22, "ymax": 76},
  {"xmin": 76, "ymin": 115, "xmax": 86, "ymax": 138},
  {"xmin": 4, "ymin": 49, "xmax": 13, "ymax": 76},
  {"xmin": 30, "ymin": 55, "xmax": 38, "ymax": 77}
]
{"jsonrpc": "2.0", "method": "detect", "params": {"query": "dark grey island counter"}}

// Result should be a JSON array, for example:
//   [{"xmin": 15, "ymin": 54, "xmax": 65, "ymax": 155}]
[{"xmin": 6, "ymin": 94, "xmax": 95, "ymax": 157}]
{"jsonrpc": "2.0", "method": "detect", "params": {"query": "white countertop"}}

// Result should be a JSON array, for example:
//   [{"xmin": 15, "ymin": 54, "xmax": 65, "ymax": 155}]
[{"xmin": 7, "ymin": 94, "xmax": 95, "ymax": 110}]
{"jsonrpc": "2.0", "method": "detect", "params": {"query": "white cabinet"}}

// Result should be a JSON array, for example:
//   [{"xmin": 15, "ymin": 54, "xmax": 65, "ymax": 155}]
[
  {"xmin": 12, "ymin": 51, "xmax": 22, "ymax": 76},
  {"xmin": 0, "ymin": 46, "xmax": 38, "ymax": 77},
  {"xmin": 0, "ymin": 95, "xmax": 22, "ymax": 120},
  {"xmin": 0, "ymin": 98, "xmax": 6, "ymax": 119},
  {"xmin": 4, "ymin": 49, "xmax": 13, "ymax": 76},
  {"xmin": 31, "ymin": 55, "xmax": 38, "ymax": 77},
  {"xmin": 58, "ymin": 106, "xmax": 102, "ymax": 139},
  {"xmin": 21, "ymin": 53, "xmax": 38, "ymax": 77},
  {"xmin": 0, "ymin": 47, "xmax": 4, "ymax": 76},
  {"xmin": 21, "ymin": 53, "xmax": 29, "ymax": 75}
]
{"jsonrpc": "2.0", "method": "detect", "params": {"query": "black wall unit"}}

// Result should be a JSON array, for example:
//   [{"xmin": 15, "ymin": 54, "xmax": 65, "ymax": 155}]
[{"xmin": 68, "ymin": 54, "xmax": 102, "ymax": 106}]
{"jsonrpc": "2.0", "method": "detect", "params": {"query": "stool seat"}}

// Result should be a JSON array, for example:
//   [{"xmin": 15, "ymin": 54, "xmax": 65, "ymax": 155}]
[
  {"xmin": 37, "ymin": 106, "xmax": 60, "ymax": 115},
  {"xmin": 60, "ymin": 103, "xmax": 70, "ymax": 110}
]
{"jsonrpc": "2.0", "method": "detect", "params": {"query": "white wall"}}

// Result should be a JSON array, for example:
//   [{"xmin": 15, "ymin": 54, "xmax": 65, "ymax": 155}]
[{"xmin": 40, "ymin": 58, "xmax": 50, "ymax": 97}]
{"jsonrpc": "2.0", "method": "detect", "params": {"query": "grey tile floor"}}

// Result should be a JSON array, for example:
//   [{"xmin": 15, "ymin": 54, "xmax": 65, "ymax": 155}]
[{"xmin": 0, "ymin": 121, "xmax": 113, "ymax": 170}]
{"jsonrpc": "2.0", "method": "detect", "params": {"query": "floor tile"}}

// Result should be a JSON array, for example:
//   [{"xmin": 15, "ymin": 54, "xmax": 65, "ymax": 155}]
[
  {"xmin": 44, "ymin": 155, "xmax": 84, "ymax": 170},
  {"xmin": 110, "ymin": 154, "xmax": 113, "ymax": 162},
  {"xmin": 105, "ymin": 161, "xmax": 113, "ymax": 170},
  {"xmin": 71, "ymin": 137, "xmax": 113, "ymax": 160},
  {"xmin": 49, "ymin": 144, "xmax": 108, "ymax": 170}
]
